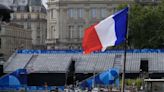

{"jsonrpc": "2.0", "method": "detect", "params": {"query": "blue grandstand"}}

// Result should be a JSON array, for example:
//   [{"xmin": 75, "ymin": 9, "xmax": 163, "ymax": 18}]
[{"xmin": 2, "ymin": 49, "xmax": 164, "ymax": 86}]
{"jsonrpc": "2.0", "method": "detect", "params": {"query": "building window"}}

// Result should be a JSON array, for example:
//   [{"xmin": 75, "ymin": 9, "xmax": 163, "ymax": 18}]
[
  {"xmin": 28, "ymin": 14, "xmax": 31, "ymax": 19},
  {"xmin": 51, "ymin": 26, "xmax": 55, "ymax": 32},
  {"xmin": 37, "ymin": 35, "xmax": 40, "ymax": 39},
  {"xmin": 51, "ymin": 10, "xmax": 54, "ymax": 19},
  {"xmin": 100, "ymin": 8, "xmax": 107, "ymax": 18},
  {"xmin": 0, "ymin": 38, "xmax": 1, "ymax": 49},
  {"xmin": 20, "ymin": 6, "xmax": 25, "ymax": 11},
  {"xmin": 27, "ymin": 23, "xmax": 31, "ymax": 29},
  {"xmin": 50, "ymin": 27, "xmax": 53, "ymax": 38},
  {"xmin": 78, "ymin": 8, "xmax": 84, "ymax": 18},
  {"xmin": 68, "ymin": 9, "xmax": 73, "ymax": 18},
  {"xmin": 21, "ymin": 14, "xmax": 23, "ymax": 19},
  {"xmin": 22, "ymin": 0, "xmax": 26, "ymax": 3},
  {"xmin": 68, "ymin": 8, "xmax": 77, "ymax": 18},
  {"xmin": 33, "ymin": 8, "xmax": 35, "ymax": 12},
  {"xmin": 68, "ymin": 25, "xmax": 74, "ymax": 39},
  {"xmin": 69, "ymin": 46, "xmax": 73, "ymax": 49},
  {"xmin": 13, "ymin": 14, "xmax": 16, "ymax": 19},
  {"xmin": 37, "ymin": 14, "xmax": 40, "ymax": 19},
  {"xmin": 37, "ymin": 26, "xmax": 40, "ymax": 30},
  {"xmin": 13, "ymin": 7, "xmax": 17, "ymax": 11},
  {"xmin": 91, "ymin": 8, "xmax": 97, "ymax": 18},
  {"xmin": 78, "ymin": 25, "xmax": 83, "ymax": 38}
]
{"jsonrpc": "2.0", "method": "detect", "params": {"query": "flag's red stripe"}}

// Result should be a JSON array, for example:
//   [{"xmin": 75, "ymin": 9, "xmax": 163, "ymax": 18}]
[{"xmin": 82, "ymin": 24, "xmax": 102, "ymax": 54}]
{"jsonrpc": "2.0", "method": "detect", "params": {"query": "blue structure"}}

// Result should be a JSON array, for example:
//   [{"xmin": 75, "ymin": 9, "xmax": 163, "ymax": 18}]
[
  {"xmin": 16, "ymin": 49, "xmax": 164, "ymax": 54},
  {"xmin": 80, "ymin": 68, "xmax": 119, "ymax": 89},
  {"xmin": 3, "ymin": 49, "xmax": 164, "ymax": 90},
  {"xmin": 0, "ymin": 69, "xmax": 27, "ymax": 89}
]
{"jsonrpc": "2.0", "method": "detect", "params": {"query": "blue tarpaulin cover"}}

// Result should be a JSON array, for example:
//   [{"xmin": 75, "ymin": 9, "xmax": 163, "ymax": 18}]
[
  {"xmin": 0, "ymin": 69, "xmax": 27, "ymax": 87},
  {"xmin": 80, "ymin": 68, "xmax": 119, "ymax": 89}
]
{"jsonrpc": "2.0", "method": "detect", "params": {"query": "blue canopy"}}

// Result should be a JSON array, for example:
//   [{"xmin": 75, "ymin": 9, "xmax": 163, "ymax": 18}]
[
  {"xmin": 80, "ymin": 68, "xmax": 119, "ymax": 89},
  {"xmin": 0, "ymin": 69, "xmax": 27, "ymax": 88}
]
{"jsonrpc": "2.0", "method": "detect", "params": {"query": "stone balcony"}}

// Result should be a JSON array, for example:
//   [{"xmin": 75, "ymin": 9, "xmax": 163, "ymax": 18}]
[
  {"xmin": 45, "ymin": 39, "xmax": 56, "ymax": 45},
  {"xmin": 58, "ymin": 38, "xmax": 82, "ymax": 44}
]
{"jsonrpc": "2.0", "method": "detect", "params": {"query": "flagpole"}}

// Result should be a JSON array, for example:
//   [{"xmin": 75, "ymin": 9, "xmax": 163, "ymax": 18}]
[
  {"xmin": 121, "ymin": 6, "xmax": 129, "ymax": 92},
  {"xmin": 121, "ymin": 38, "xmax": 127, "ymax": 92}
]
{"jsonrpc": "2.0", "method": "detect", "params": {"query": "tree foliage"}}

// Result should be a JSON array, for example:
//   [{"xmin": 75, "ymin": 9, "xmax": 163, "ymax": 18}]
[{"xmin": 117, "ymin": 2, "xmax": 164, "ymax": 49}]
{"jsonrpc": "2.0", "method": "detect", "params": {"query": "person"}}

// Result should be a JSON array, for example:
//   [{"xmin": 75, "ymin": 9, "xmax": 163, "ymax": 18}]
[
  {"xmin": 84, "ymin": 87, "xmax": 88, "ymax": 92},
  {"xmin": 44, "ymin": 82, "xmax": 48, "ymax": 92},
  {"xmin": 64, "ymin": 88, "xmax": 69, "ymax": 92},
  {"xmin": 54, "ymin": 88, "xmax": 59, "ymax": 92},
  {"xmin": 92, "ymin": 87, "xmax": 99, "ymax": 92},
  {"xmin": 108, "ymin": 86, "xmax": 112, "ymax": 92},
  {"xmin": 64, "ymin": 86, "xmax": 69, "ymax": 92}
]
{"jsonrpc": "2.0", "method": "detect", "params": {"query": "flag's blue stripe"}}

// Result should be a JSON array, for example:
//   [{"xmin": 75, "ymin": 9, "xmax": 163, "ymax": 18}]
[{"xmin": 113, "ymin": 7, "xmax": 128, "ymax": 46}]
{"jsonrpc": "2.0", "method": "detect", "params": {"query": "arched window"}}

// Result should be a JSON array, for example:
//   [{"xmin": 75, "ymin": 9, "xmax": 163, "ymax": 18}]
[
  {"xmin": 68, "ymin": 25, "xmax": 74, "ymax": 39},
  {"xmin": 100, "ymin": 8, "xmax": 107, "ymax": 18},
  {"xmin": 78, "ymin": 25, "xmax": 83, "ymax": 38},
  {"xmin": 91, "ymin": 8, "xmax": 97, "ymax": 18},
  {"xmin": 78, "ymin": 8, "xmax": 84, "ymax": 18}
]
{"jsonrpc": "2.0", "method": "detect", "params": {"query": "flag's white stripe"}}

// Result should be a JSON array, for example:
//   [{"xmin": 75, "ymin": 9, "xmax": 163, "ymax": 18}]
[{"xmin": 94, "ymin": 15, "xmax": 116, "ymax": 50}]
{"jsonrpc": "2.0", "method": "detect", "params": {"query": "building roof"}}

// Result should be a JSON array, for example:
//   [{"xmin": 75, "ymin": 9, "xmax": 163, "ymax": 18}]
[
  {"xmin": 10, "ymin": 0, "xmax": 46, "ymax": 13},
  {"xmin": 4, "ymin": 49, "xmax": 164, "ymax": 73},
  {"xmin": 41, "ymin": 5, "xmax": 47, "ymax": 13},
  {"xmin": 0, "ymin": 4, "xmax": 11, "ymax": 11},
  {"xmin": 29, "ymin": 0, "xmax": 42, "ymax": 6}
]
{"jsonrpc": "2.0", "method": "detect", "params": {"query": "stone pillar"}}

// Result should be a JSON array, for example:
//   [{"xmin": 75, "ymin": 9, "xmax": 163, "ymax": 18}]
[{"xmin": 47, "ymin": 1, "xmax": 60, "ymax": 49}]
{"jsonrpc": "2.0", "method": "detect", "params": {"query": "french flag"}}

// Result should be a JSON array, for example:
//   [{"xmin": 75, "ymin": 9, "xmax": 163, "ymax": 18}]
[{"xmin": 82, "ymin": 7, "xmax": 128, "ymax": 54}]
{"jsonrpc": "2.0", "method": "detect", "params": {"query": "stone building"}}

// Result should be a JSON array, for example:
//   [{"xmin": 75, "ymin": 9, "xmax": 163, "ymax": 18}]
[
  {"xmin": 46, "ymin": 0, "xmax": 161, "ymax": 50},
  {"xmin": 8, "ymin": 0, "xmax": 47, "ymax": 49},
  {"xmin": 46, "ymin": 0, "xmax": 134, "ymax": 50},
  {"xmin": 0, "ymin": 23, "xmax": 32, "ymax": 60}
]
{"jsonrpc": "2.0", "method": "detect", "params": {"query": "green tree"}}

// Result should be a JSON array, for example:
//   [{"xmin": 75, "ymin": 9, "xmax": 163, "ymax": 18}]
[{"xmin": 117, "ymin": 2, "xmax": 164, "ymax": 49}]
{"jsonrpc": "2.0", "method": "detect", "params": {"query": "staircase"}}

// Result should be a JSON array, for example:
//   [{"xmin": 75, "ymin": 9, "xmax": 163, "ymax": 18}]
[
  {"xmin": 4, "ymin": 53, "xmax": 17, "ymax": 69},
  {"xmin": 24, "ymin": 55, "xmax": 38, "ymax": 71},
  {"xmin": 113, "ymin": 54, "xmax": 122, "ymax": 71}
]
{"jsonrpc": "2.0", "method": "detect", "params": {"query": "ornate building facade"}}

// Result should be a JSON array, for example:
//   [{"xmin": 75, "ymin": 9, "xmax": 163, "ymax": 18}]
[
  {"xmin": 0, "ymin": 23, "xmax": 32, "ymax": 60},
  {"xmin": 7, "ymin": 0, "xmax": 47, "ymax": 49},
  {"xmin": 46, "ymin": 0, "xmax": 161, "ymax": 50},
  {"xmin": 46, "ymin": 0, "xmax": 134, "ymax": 50}
]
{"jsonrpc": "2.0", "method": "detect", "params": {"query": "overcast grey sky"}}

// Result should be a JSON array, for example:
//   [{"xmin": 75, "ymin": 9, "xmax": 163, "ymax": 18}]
[{"xmin": 42, "ymin": 0, "xmax": 47, "ymax": 8}]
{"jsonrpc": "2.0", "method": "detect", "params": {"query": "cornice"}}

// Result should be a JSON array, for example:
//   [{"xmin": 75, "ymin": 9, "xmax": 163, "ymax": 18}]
[{"xmin": 48, "ymin": 0, "xmax": 134, "ymax": 5}]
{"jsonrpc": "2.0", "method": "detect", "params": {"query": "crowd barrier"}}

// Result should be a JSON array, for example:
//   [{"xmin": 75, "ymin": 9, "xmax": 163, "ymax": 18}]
[{"xmin": 0, "ymin": 86, "xmax": 64, "ymax": 91}]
